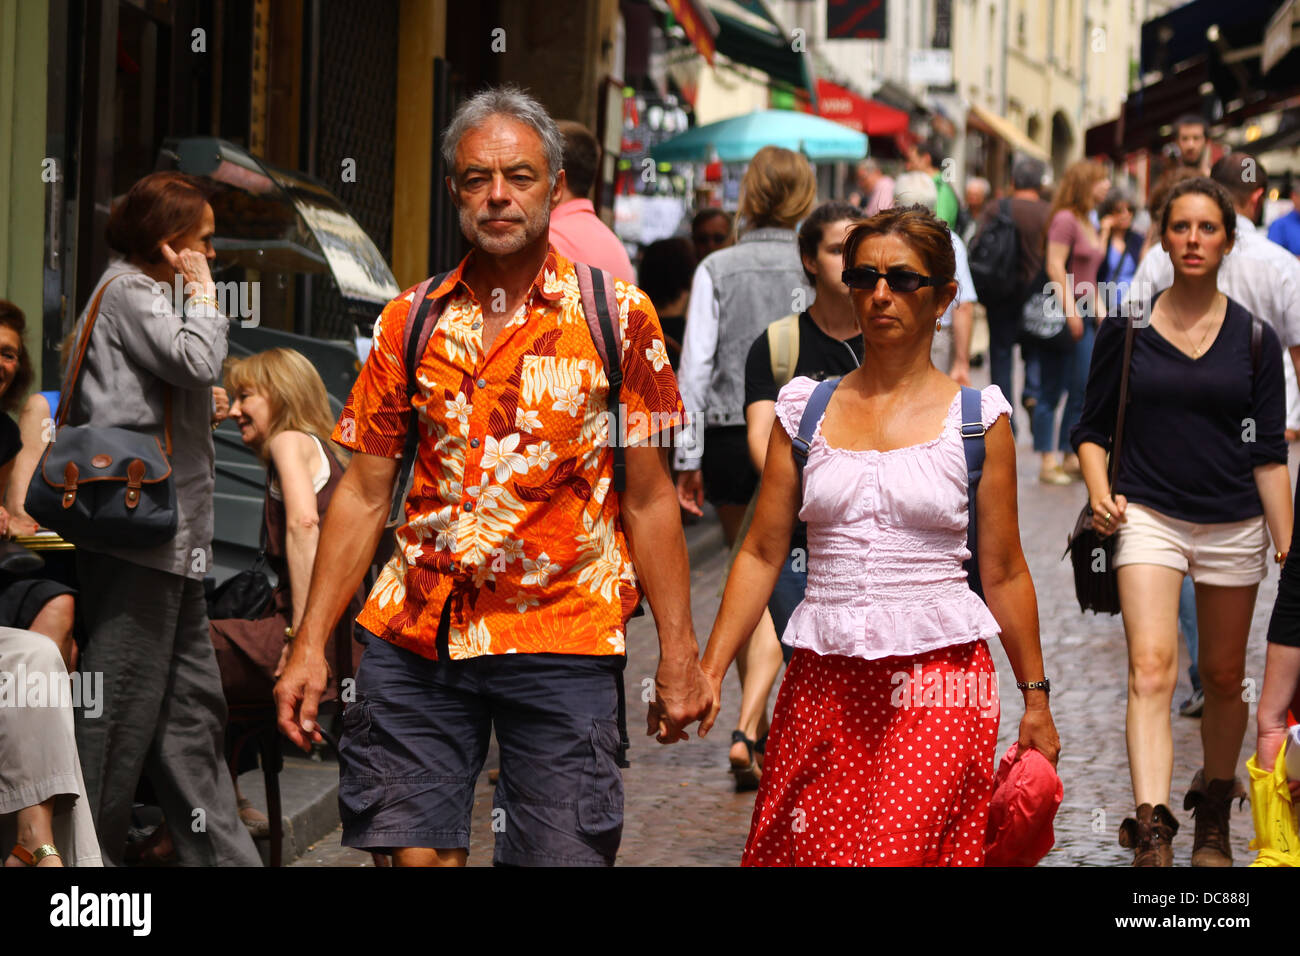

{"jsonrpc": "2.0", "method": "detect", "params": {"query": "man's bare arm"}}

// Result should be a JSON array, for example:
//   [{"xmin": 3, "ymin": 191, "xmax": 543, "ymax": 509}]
[{"xmin": 619, "ymin": 442, "xmax": 712, "ymax": 740}]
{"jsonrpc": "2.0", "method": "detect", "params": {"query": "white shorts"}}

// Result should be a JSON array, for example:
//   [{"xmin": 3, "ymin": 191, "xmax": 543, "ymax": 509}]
[{"xmin": 1113, "ymin": 501, "xmax": 1269, "ymax": 587}]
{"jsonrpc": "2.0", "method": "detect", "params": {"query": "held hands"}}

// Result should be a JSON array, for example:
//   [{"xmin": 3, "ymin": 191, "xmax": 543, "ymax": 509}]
[
  {"xmin": 159, "ymin": 241, "xmax": 214, "ymax": 299},
  {"xmin": 675, "ymin": 470, "xmax": 705, "ymax": 517},
  {"xmin": 645, "ymin": 651, "xmax": 715, "ymax": 744},
  {"xmin": 274, "ymin": 639, "xmax": 329, "ymax": 752},
  {"xmin": 1090, "ymin": 491, "xmax": 1127, "ymax": 537}
]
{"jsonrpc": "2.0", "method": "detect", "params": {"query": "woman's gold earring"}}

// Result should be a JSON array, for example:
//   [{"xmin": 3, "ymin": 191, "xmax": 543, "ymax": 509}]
[{"xmin": 936, "ymin": 320, "xmax": 942, "ymax": 331}]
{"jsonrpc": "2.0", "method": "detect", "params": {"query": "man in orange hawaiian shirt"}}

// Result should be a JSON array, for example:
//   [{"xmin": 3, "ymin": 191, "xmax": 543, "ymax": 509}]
[{"xmin": 275, "ymin": 86, "xmax": 712, "ymax": 866}]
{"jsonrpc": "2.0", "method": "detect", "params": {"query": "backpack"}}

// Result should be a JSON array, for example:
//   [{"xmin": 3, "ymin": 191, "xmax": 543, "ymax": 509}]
[
  {"xmin": 790, "ymin": 379, "xmax": 989, "ymax": 600},
  {"xmin": 386, "ymin": 261, "xmax": 624, "ymax": 527},
  {"xmin": 766, "ymin": 313, "xmax": 801, "ymax": 387},
  {"xmin": 968, "ymin": 198, "xmax": 1022, "ymax": 304}
]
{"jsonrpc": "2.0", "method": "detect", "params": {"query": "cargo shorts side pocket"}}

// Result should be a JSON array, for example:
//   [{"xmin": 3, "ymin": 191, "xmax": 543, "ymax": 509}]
[
  {"xmin": 576, "ymin": 717, "xmax": 625, "ymax": 844},
  {"xmin": 337, "ymin": 699, "xmax": 384, "ymax": 817}
]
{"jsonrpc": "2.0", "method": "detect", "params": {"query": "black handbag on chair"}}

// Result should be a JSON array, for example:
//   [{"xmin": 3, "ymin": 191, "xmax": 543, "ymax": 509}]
[
  {"xmin": 1063, "ymin": 314, "xmax": 1138, "ymax": 614},
  {"xmin": 25, "ymin": 274, "xmax": 178, "ymax": 548}
]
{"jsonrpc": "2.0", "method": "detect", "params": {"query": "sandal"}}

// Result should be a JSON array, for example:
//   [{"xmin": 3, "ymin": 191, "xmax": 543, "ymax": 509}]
[
  {"xmin": 729, "ymin": 730, "xmax": 762, "ymax": 792},
  {"xmin": 238, "ymin": 796, "xmax": 270, "ymax": 839},
  {"xmin": 8, "ymin": 843, "xmax": 62, "ymax": 867}
]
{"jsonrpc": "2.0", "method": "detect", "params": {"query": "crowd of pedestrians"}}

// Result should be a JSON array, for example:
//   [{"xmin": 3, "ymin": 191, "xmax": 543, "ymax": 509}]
[{"xmin": 2, "ymin": 84, "xmax": 1299, "ymax": 869}]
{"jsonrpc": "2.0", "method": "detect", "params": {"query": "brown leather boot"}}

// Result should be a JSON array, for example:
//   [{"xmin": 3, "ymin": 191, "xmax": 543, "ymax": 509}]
[
  {"xmin": 1118, "ymin": 803, "xmax": 1179, "ymax": 866},
  {"xmin": 1183, "ymin": 769, "xmax": 1247, "ymax": 867}
]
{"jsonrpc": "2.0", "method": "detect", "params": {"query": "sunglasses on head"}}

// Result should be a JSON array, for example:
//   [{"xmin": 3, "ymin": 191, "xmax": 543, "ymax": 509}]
[{"xmin": 841, "ymin": 266, "xmax": 939, "ymax": 293}]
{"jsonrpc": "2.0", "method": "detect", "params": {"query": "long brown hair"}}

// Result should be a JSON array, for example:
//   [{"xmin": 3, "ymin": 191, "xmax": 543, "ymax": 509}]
[
  {"xmin": 223, "ymin": 348, "xmax": 346, "ymax": 465},
  {"xmin": 1046, "ymin": 160, "xmax": 1106, "ymax": 250}
]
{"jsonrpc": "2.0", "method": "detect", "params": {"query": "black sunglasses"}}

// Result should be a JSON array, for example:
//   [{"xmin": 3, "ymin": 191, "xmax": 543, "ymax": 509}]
[{"xmin": 841, "ymin": 266, "xmax": 939, "ymax": 293}]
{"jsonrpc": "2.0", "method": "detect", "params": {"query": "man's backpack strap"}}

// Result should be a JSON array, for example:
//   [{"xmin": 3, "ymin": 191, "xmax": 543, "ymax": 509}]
[
  {"xmin": 388, "ymin": 271, "xmax": 452, "ymax": 527},
  {"xmin": 574, "ymin": 261, "xmax": 626, "ymax": 493},
  {"xmin": 959, "ymin": 385, "xmax": 987, "ymax": 600},
  {"xmin": 767, "ymin": 313, "xmax": 801, "ymax": 388},
  {"xmin": 792, "ymin": 377, "xmax": 840, "ymax": 480}
]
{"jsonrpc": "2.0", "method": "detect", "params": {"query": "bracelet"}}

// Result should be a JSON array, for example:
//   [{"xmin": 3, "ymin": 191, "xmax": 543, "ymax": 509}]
[
  {"xmin": 1016, "ymin": 678, "xmax": 1052, "ymax": 694},
  {"xmin": 1276, "ymin": 550, "xmax": 1289, "ymax": 565},
  {"xmin": 188, "ymin": 294, "xmax": 219, "ymax": 308}
]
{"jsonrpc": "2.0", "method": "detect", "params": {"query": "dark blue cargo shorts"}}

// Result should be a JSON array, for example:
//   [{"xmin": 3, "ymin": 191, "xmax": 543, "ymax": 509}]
[{"xmin": 337, "ymin": 616, "xmax": 627, "ymax": 866}]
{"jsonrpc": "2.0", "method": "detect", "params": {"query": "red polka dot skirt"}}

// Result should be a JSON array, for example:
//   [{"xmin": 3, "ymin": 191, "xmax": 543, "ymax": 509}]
[{"xmin": 742, "ymin": 641, "xmax": 1000, "ymax": 866}]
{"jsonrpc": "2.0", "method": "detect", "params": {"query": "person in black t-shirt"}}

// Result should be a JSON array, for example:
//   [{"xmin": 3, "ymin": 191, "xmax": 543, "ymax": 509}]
[
  {"xmin": 1072, "ymin": 179, "xmax": 1294, "ymax": 867},
  {"xmin": 0, "ymin": 300, "xmax": 76, "ymax": 670},
  {"xmin": 718, "ymin": 202, "xmax": 866, "ymax": 784},
  {"xmin": 636, "ymin": 237, "xmax": 696, "ymax": 372}
]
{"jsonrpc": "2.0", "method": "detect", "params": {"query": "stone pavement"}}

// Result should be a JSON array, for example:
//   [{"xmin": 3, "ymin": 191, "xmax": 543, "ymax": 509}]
[{"xmin": 293, "ymin": 368, "xmax": 1287, "ymax": 868}]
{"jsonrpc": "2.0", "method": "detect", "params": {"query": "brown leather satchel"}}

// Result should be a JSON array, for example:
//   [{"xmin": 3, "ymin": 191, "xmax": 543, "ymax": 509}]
[{"xmin": 24, "ymin": 274, "xmax": 178, "ymax": 548}]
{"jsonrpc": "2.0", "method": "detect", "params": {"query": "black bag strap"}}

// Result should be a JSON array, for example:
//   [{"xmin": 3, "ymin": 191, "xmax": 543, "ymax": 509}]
[
  {"xmin": 1108, "ymin": 313, "xmax": 1140, "ymax": 488},
  {"xmin": 959, "ymin": 386, "xmax": 986, "ymax": 600},
  {"xmin": 387, "ymin": 272, "xmax": 452, "ymax": 526},
  {"xmin": 574, "ymin": 262, "xmax": 625, "ymax": 493}
]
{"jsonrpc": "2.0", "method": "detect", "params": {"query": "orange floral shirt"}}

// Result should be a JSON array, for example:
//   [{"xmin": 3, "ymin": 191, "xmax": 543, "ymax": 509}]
[{"xmin": 333, "ymin": 247, "xmax": 684, "ymax": 660}]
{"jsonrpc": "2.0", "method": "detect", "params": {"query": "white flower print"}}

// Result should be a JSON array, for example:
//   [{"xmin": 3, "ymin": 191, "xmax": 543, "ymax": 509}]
[
  {"xmin": 471, "ymin": 564, "xmax": 495, "ymax": 589},
  {"xmin": 510, "ymin": 592, "xmax": 539, "ymax": 613},
  {"xmin": 444, "ymin": 391, "xmax": 472, "ymax": 426},
  {"xmin": 551, "ymin": 384, "xmax": 585, "ymax": 417},
  {"xmin": 498, "ymin": 538, "xmax": 525, "ymax": 564},
  {"xmin": 607, "ymin": 631, "xmax": 625, "ymax": 654},
  {"xmin": 521, "ymin": 551, "xmax": 561, "ymax": 588},
  {"xmin": 450, "ymin": 618, "xmax": 492, "ymax": 659},
  {"xmin": 525, "ymin": 440, "xmax": 557, "ymax": 472},
  {"xmin": 480, "ymin": 433, "xmax": 529, "ymax": 483},
  {"xmin": 645, "ymin": 338, "xmax": 670, "ymax": 372},
  {"xmin": 372, "ymin": 560, "xmax": 406, "ymax": 609},
  {"xmin": 430, "ymin": 506, "xmax": 457, "ymax": 552},
  {"xmin": 515, "ymin": 407, "xmax": 542, "ymax": 432}
]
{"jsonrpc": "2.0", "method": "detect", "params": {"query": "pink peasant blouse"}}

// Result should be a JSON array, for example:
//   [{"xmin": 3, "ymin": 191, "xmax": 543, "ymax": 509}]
[{"xmin": 775, "ymin": 377, "xmax": 1014, "ymax": 661}]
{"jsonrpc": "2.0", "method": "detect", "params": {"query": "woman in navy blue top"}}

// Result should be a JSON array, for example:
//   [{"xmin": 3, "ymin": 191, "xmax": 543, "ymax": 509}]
[{"xmin": 1073, "ymin": 178, "xmax": 1294, "ymax": 867}]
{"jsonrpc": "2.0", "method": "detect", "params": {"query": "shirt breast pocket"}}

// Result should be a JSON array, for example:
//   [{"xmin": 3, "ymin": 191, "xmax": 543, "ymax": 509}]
[{"xmin": 516, "ymin": 355, "xmax": 606, "ymax": 447}]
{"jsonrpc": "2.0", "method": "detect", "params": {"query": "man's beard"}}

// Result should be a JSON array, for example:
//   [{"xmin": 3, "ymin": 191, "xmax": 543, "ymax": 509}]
[{"xmin": 460, "ymin": 202, "xmax": 550, "ymax": 255}]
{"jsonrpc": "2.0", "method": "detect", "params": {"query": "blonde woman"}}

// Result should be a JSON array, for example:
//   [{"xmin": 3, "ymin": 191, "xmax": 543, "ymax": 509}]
[
  {"xmin": 210, "ymin": 348, "xmax": 364, "ymax": 834},
  {"xmin": 673, "ymin": 146, "xmax": 817, "ymax": 785}
]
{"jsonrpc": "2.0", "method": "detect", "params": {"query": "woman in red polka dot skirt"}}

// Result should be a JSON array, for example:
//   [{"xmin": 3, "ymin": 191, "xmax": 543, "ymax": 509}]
[{"xmin": 699, "ymin": 207, "xmax": 1060, "ymax": 866}]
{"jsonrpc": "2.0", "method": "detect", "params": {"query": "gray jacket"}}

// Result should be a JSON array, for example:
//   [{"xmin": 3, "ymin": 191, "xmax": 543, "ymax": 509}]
[
  {"xmin": 67, "ymin": 259, "xmax": 229, "ymax": 579},
  {"xmin": 674, "ymin": 227, "xmax": 809, "ymax": 468}
]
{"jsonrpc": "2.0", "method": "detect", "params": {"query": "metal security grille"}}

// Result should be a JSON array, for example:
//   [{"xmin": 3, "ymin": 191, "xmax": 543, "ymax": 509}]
[{"xmin": 312, "ymin": 0, "xmax": 399, "ymax": 339}]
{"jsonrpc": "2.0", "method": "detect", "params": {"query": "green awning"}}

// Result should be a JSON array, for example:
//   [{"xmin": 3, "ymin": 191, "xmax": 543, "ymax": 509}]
[{"xmin": 708, "ymin": 0, "xmax": 816, "ymax": 102}]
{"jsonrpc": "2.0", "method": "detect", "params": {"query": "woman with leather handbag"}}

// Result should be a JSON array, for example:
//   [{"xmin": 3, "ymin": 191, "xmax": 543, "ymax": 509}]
[
  {"xmin": 1071, "ymin": 178, "xmax": 1293, "ymax": 867},
  {"xmin": 61, "ymin": 172, "xmax": 260, "ymax": 867},
  {"xmin": 209, "ymin": 348, "xmax": 366, "ymax": 835}
]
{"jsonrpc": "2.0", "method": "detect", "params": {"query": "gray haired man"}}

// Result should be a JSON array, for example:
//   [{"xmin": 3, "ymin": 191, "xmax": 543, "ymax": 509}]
[{"xmin": 275, "ymin": 86, "xmax": 712, "ymax": 866}]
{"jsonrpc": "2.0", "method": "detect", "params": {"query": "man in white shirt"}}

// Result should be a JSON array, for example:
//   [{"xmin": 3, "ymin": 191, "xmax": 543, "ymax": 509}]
[{"xmin": 893, "ymin": 171, "xmax": 977, "ymax": 386}]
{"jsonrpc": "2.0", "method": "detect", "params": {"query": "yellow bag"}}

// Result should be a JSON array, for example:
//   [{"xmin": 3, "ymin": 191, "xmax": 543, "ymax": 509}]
[{"xmin": 1248, "ymin": 740, "xmax": 1300, "ymax": 867}]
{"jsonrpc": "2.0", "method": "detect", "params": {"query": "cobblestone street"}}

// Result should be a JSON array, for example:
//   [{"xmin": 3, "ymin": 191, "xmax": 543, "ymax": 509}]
[{"xmin": 295, "ymin": 372, "xmax": 1287, "ymax": 868}]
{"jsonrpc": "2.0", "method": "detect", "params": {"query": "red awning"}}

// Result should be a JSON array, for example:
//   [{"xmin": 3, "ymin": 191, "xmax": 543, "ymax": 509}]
[{"xmin": 815, "ymin": 79, "xmax": 909, "ymax": 136}]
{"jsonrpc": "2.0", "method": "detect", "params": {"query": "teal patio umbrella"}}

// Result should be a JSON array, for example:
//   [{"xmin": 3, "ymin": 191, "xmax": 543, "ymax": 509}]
[{"xmin": 651, "ymin": 109, "xmax": 868, "ymax": 164}]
